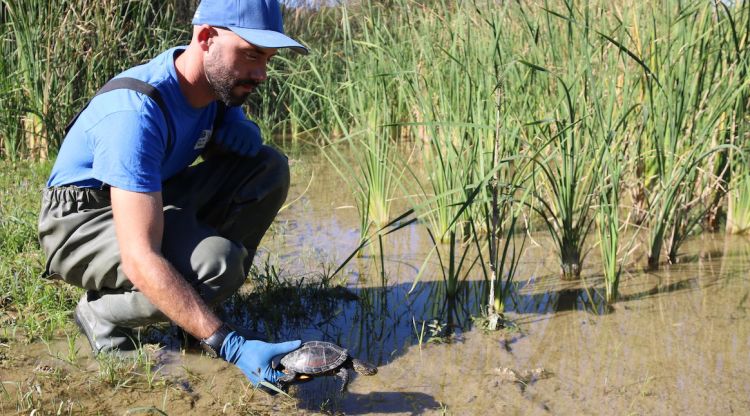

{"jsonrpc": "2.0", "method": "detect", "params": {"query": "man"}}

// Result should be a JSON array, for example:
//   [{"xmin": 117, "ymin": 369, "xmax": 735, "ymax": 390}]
[{"xmin": 37, "ymin": 0, "xmax": 305, "ymax": 388}]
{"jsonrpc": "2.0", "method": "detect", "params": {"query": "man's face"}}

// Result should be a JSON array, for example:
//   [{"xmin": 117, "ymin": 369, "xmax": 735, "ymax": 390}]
[{"xmin": 204, "ymin": 28, "xmax": 277, "ymax": 106}]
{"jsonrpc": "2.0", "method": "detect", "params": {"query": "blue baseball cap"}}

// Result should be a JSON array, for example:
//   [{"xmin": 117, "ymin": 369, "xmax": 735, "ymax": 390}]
[{"xmin": 192, "ymin": 0, "xmax": 308, "ymax": 54}]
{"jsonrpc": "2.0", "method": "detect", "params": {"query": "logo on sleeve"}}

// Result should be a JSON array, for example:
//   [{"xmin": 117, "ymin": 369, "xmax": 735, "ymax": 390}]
[{"xmin": 194, "ymin": 129, "xmax": 212, "ymax": 150}]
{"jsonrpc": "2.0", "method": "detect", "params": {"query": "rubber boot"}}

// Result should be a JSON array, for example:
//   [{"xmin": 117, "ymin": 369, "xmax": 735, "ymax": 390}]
[{"xmin": 74, "ymin": 290, "xmax": 166, "ymax": 356}]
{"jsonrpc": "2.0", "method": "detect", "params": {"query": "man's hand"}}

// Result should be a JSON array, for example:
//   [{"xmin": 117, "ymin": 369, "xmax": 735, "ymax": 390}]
[
  {"xmin": 220, "ymin": 332, "xmax": 301, "ymax": 386},
  {"xmin": 213, "ymin": 119, "xmax": 262, "ymax": 157}
]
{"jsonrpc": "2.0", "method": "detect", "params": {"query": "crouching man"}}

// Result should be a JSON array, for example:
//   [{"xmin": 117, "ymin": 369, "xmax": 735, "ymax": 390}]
[{"xmin": 38, "ymin": 0, "xmax": 305, "ymax": 388}]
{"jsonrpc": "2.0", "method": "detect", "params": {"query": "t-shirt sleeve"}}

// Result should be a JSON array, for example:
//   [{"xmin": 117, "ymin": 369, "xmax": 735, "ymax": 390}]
[{"xmin": 89, "ymin": 100, "xmax": 168, "ymax": 193}]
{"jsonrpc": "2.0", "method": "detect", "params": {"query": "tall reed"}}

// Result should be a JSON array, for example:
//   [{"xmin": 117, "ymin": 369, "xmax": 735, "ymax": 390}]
[
  {"xmin": 728, "ymin": 166, "xmax": 750, "ymax": 234},
  {"xmin": 0, "ymin": 0, "xmax": 183, "ymax": 159},
  {"xmin": 623, "ymin": 1, "xmax": 749, "ymax": 267},
  {"xmin": 597, "ymin": 143, "xmax": 623, "ymax": 303}
]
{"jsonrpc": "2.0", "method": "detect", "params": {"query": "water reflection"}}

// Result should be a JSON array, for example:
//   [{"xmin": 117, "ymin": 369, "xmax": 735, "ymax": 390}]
[
  {"xmin": 220, "ymin": 272, "xmax": 634, "ymax": 366},
  {"xmin": 224, "ymin": 235, "xmax": 750, "ymax": 368}
]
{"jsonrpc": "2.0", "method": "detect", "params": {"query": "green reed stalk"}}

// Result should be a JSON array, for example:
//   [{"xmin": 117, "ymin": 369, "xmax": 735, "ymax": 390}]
[
  {"xmin": 521, "ymin": 70, "xmax": 601, "ymax": 280},
  {"xmin": 619, "ymin": 0, "xmax": 750, "ymax": 268},
  {"xmin": 0, "ymin": 18, "xmax": 23, "ymax": 159},
  {"xmin": 402, "ymin": 1, "xmax": 494, "ymax": 243},
  {"xmin": 298, "ymin": 5, "xmax": 409, "ymax": 242},
  {"xmin": 0, "ymin": 0, "xmax": 182, "ymax": 160},
  {"xmin": 469, "ymin": 2, "xmax": 528, "ymax": 316},
  {"xmin": 722, "ymin": 2, "xmax": 750, "ymax": 234},
  {"xmin": 510, "ymin": 0, "xmax": 629, "ymax": 281},
  {"xmin": 728, "ymin": 169, "xmax": 750, "ymax": 234},
  {"xmin": 597, "ymin": 145, "xmax": 623, "ymax": 303},
  {"xmin": 4, "ymin": 0, "xmax": 56, "ymax": 159}
]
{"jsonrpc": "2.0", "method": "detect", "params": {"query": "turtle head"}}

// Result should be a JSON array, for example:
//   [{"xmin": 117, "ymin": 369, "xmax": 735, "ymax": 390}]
[{"xmin": 352, "ymin": 359, "xmax": 378, "ymax": 376}]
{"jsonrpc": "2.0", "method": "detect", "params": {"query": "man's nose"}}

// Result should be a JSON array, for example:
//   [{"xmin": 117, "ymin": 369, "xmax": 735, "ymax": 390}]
[{"xmin": 249, "ymin": 63, "xmax": 268, "ymax": 82}]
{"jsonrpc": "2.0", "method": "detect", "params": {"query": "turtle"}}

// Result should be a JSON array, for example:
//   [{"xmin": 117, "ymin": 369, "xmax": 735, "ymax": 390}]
[{"xmin": 273, "ymin": 340, "xmax": 377, "ymax": 392}]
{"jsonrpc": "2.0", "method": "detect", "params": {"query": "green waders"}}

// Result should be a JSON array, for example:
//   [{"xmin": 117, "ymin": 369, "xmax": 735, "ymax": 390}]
[{"xmin": 38, "ymin": 147, "xmax": 289, "ymax": 355}]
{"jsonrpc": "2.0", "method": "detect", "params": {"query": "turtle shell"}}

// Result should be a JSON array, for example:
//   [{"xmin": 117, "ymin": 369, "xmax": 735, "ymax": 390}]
[{"xmin": 280, "ymin": 341, "xmax": 349, "ymax": 374}]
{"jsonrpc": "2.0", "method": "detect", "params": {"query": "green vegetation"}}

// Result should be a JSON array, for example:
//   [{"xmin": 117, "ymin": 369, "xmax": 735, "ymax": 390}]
[
  {"xmin": 275, "ymin": 0, "xmax": 750, "ymax": 298},
  {"xmin": 2, "ymin": 3, "xmax": 750, "ymax": 412},
  {"xmin": 1, "ymin": 0, "xmax": 750, "ymax": 357},
  {"xmin": 0, "ymin": 161, "xmax": 79, "ymax": 342},
  {"xmin": 0, "ymin": 0, "xmax": 185, "ymax": 160},
  {"xmin": 278, "ymin": 0, "xmax": 750, "ymax": 295}
]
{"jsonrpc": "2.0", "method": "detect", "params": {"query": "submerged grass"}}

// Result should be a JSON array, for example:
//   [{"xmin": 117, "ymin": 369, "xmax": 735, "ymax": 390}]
[{"xmin": 223, "ymin": 254, "xmax": 359, "ymax": 338}]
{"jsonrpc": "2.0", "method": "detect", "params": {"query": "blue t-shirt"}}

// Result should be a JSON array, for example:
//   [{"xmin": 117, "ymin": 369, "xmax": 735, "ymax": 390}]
[{"xmin": 47, "ymin": 46, "xmax": 245, "ymax": 192}]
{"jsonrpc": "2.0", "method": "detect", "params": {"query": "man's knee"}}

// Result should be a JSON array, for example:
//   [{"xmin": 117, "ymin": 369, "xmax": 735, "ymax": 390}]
[
  {"xmin": 256, "ymin": 145, "xmax": 290, "ymax": 194},
  {"xmin": 192, "ymin": 236, "xmax": 248, "ymax": 305}
]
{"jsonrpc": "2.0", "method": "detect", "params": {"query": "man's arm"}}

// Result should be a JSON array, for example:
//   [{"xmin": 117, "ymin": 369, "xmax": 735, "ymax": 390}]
[
  {"xmin": 110, "ymin": 187, "xmax": 221, "ymax": 339},
  {"xmin": 110, "ymin": 186, "xmax": 301, "ymax": 388}
]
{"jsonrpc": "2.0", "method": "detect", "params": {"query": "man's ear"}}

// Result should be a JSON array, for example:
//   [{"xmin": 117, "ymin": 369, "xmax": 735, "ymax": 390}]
[{"xmin": 196, "ymin": 24, "xmax": 218, "ymax": 51}]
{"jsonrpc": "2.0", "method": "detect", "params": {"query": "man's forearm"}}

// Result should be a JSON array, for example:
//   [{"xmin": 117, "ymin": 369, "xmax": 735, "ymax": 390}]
[
  {"xmin": 109, "ymin": 188, "xmax": 222, "ymax": 340},
  {"xmin": 123, "ymin": 251, "xmax": 221, "ymax": 340}
]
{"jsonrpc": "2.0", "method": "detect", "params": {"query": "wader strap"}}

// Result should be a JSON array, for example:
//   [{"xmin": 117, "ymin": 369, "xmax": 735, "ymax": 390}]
[
  {"xmin": 64, "ymin": 77, "xmax": 175, "ymax": 159},
  {"xmin": 213, "ymin": 102, "xmax": 228, "ymax": 136}
]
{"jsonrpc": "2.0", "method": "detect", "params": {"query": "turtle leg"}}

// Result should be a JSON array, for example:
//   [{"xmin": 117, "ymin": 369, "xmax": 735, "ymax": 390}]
[
  {"xmin": 336, "ymin": 367, "xmax": 349, "ymax": 393},
  {"xmin": 277, "ymin": 371, "xmax": 297, "ymax": 391}
]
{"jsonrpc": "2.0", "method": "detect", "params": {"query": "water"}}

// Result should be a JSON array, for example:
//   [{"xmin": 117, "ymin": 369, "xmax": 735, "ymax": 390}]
[
  {"xmin": 3, "ymin": 147, "xmax": 750, "ymax": 414},
  {"xmin": 242, "ymin": 147, "xmax": 750, "ymax": 414}
]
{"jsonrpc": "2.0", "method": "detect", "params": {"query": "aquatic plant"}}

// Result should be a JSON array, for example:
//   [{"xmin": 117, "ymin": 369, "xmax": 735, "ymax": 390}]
[
  {"xmin": 519, "ymin": 69, "xmax": 602, "ymax": 280},
  {"xmin": 597, "ymin": 143, "xmax": 624, "ymax": 303},
  {"xmin": 478, "ymin": 125, "xmax": 526, "ymax": 318},
  {"xmin": 0, "ymin": 0, "xmax": 183, "ymax": 159},
  {"xmin": 622, "ymin": 1, "xmax": 750, "ymax": 267},
  {"xmin": 723, "ymin": 1, "xmax": 750, "ymax": 234},
  {"xmin": 727, "ymin": 166, "xmax": 750, "ymax": 234},
  {"xmin": 0, "ymin": 161, "xmax": 79, "ymax": 341}
]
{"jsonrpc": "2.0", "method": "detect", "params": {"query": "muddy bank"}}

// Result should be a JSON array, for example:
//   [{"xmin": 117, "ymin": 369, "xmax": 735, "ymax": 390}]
[{"xmin": 4, "ymin": 245, "xmax": 749, "ymax": 415}]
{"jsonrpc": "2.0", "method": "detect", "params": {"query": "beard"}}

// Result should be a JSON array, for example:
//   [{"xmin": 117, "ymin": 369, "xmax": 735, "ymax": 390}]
[{"xmin": 204, "ymin": 47, "xmax": 258, "ymax": 106}]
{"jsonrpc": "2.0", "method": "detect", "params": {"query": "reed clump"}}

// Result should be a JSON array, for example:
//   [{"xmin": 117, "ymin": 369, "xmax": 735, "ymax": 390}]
[{"xmin": 0, "ymin": 0, "xmax": 186, "ymax": 160}]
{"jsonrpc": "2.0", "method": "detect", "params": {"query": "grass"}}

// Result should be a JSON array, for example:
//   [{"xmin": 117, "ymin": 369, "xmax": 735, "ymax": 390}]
[
  {"xmin": 598, "ymin": 140, "xmax": 624, "ymax": 303},
  {"xmin": 728, "ymin": 165, "xmax": 750, "ymax": 234},
  {"xmin": 222, "ymin": 254, "xmax": 358, "ymax": 338},
  {"xmin": 0, "ymin": 0, "xmax": 185, "ymax": 159},
  {"xmin": 0, "ymin": 160, "xmax": 80, "ymax": 342},
  {"xmin": 629, "ymin": 1, "xmax": 749, "ymax": 268}
]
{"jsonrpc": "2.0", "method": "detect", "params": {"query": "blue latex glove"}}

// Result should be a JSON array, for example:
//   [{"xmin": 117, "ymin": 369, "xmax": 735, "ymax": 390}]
[
  {"xmin": 213, "ymin": 119, "xmax": 263, "ymax": 157},
  {"xmin": 220, "ymin": 331, "xmax": 301, "ymax": 386}
]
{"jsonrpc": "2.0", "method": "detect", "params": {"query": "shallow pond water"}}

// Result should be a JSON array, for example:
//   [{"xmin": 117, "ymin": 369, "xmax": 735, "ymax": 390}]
[
  {"xmin": 2, "ymin": 147, "xmax": 750, "ymax": 415},
  {"xmin": 258, "ymin": 149, "xmax": 750, "ymax": 415}
]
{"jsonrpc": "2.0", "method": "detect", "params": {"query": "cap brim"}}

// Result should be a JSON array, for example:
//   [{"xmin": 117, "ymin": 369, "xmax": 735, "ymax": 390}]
[{"xmin": 229, "ymin": 27, "xmax": 308, "ymax": 55}]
